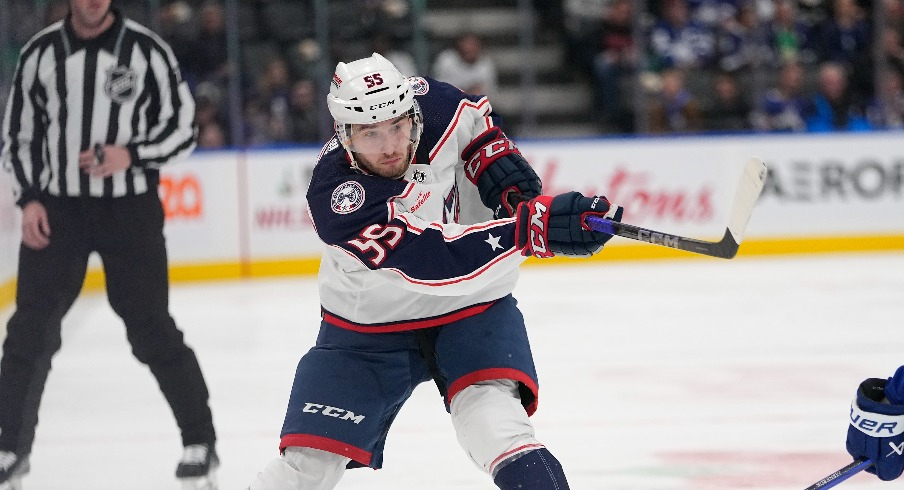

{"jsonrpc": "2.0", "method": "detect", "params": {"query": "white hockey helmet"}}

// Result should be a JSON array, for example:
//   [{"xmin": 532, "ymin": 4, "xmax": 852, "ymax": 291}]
[{"xmin": 327, "ymin": 53, "xmax": 422, "ymax": 165}]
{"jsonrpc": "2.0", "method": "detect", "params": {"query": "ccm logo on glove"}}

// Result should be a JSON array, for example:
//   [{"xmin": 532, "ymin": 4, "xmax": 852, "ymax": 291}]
[
  {"xmin": 526, "ymin": 197, "xmax": 552, "ymax": 258},
  {"xmin": 461, "ymin": 127, "xmax": 542, "ymax": 218},
  {"xmin": 464, "ymin": 139, "xmax": 519, "ymax": 181},
  {"xmin": 515, "ymin": 192, "xmax": 622, "ymax": 258}
]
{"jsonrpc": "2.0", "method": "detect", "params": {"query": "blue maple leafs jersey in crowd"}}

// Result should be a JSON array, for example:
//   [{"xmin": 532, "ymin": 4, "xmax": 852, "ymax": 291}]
[{"xmin": 307, "ymin": 77, "xmax": 527, "ymax": 332}]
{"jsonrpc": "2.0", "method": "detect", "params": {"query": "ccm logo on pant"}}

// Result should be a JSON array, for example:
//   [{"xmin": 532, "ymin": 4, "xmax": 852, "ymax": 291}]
[{"xmin": 303, "ymin": 403, "xmax": 365, "ymax": 424}]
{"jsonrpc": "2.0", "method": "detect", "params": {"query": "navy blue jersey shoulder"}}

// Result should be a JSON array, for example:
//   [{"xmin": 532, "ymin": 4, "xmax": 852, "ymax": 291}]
[
  {"xmin": 307, "ymin": 138, "xmax": 407, "ymax": 246},
  {"xmin": 412, "ymin": 77, "xmax": 497, "ymax": 155}
]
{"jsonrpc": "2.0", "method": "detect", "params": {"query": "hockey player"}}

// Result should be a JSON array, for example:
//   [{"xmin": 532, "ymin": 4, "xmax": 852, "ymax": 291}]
[
  {"xmin": 248, "ymin": 53, "xmax": 623, "ymax": 489},
  {"xmin": 846, "ymin": 365, "xmax": 904, "ymax": 481}
]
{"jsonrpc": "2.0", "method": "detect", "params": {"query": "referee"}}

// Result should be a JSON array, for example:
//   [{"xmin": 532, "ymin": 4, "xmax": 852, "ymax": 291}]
[{"xmin": 0, "ymin": 1, "xmax": 218, "ymax": 488}]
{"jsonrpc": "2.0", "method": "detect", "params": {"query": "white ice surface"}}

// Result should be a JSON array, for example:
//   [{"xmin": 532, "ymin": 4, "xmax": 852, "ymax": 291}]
[{"xmin": 1, "ymin": 252, "xmax": 902, "ymax": 489}]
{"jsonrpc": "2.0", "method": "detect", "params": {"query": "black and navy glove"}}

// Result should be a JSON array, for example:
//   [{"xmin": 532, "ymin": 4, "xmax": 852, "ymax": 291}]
[
  {"xmin": 462, "ymin": 127, "xmax": 542, "ymax": 219},
  {"xmin": 514, "ymin": 191, "xmax": 622, "ymax": 258},
  {"xmin": 847, "ymin": 365, "xmax": 904, "ymax": 481}
]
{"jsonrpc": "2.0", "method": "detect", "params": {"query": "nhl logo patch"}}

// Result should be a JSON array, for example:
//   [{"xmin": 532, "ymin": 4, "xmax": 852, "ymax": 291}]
[
  {"xmin": 104, "ymin": 66, "xmax": 137, "ymax": 104},
  {"xmin": 409, "ymin": 77, "xmax": 429, "ymax": 95},
  {"xmin": 331, "ymin": 181, "xmax": 365, "ymax": 214}
]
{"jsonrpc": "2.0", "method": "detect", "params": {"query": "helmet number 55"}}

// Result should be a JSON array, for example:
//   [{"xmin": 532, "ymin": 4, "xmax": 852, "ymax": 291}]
[{"xmin": 363, "ymin": 73, "xmax": 384, "ymax": 88}]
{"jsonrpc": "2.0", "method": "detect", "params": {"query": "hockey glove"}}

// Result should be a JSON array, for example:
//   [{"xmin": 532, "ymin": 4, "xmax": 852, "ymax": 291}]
[
  {"xmin": 846, "ymin": 366, "xmax": 904, "ymax": 481},
  {"xmin": 462, "ymin": 127, "xmax": 542, "ymax": 219},
  {"xmin": 515, "ymin": 191, "xmax": 622, "ymax": 258}
]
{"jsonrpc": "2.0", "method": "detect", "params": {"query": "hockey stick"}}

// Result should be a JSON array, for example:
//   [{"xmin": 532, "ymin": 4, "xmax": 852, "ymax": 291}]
[
  {"xmin": 584, "ymin": 157, "xmax": 767, "ymax": 259},
  {"xmin": 803, "ymin": 459, "xmax": 872, "ymax": 490},
  {"xmin": 513, "ymin": 157, "xmax": 767, "ymax": 259}
]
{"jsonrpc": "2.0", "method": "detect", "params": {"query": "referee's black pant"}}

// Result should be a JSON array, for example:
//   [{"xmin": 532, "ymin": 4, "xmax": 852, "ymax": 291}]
[{"xmin": 0, "ymin": 191, "xmax": 216, "ymax": 456}]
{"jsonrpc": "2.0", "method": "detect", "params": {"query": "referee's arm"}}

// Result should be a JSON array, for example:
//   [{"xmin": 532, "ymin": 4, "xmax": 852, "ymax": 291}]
[
  {"xmin": 126, "ymin": 39, "xmax": 197, "ymax": 169},
  {"xmin": 1, "ymin": 44, "xmax": 48, "ymax": 207}
]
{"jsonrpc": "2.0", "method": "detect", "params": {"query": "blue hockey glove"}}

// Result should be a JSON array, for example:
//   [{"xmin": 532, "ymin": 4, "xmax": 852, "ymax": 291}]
[
  {"xmin": 462, "ymin": 127, "xmax": 541, "ymax": 219},
  {"xmin": 846, "ymin": 366, "xmax": 904, "ymax": 481},
  {"xmin": 515, "ymin": 191, "xmax": 622, "ymax": 258}
]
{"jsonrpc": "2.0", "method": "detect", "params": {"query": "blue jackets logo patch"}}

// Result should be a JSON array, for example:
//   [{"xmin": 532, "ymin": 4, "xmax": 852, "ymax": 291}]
[
  {"xmin": 331, "ymin": 181, "xmax": 365, "ymax": 214},
  {"xmin": 409, "ymin": 77, "xmax": 429, "ymax": 95}
]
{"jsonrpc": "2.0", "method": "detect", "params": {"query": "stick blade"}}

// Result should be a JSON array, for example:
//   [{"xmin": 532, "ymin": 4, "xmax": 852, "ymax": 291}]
[{"xmin": 726, "ymin": 157, "xmax": 768, "ymax": 245}]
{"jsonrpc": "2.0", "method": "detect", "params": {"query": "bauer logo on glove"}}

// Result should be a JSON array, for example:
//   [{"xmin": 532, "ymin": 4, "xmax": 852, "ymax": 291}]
[{"xmin": 846, "ymin": 366, "xmax": 904, "ymax": 481}]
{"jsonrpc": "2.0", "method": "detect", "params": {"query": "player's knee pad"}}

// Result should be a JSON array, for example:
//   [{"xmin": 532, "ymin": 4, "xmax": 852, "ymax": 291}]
[
  {"xmin": 247, "ymin": 447, "xmax": 349, "ymax": 490},
  {"xmin": 450, "ymin": 379, "xmax": 543, "ymax": 476}
]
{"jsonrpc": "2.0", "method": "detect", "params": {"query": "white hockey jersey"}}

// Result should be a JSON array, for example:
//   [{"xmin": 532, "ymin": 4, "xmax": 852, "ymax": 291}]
[{"xmin": 306, "ymin": 77, "xmax": 528, "ymax": 332}]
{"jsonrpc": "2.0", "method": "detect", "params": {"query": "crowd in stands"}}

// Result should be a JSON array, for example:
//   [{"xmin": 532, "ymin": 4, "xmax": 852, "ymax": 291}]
[
  {"xmin": 565, "ymin": 0, "xmax": 904, "ymax": 134},
  {"xmin": 2, "ymin": 0, "xmax": 903, "ymax": 149}
]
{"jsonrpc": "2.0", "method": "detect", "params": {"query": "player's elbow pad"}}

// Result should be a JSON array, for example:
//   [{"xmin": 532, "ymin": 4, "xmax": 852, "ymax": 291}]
[{"xmin": 462, "ymin": 127, "xmax": 542, "ymax": 218}]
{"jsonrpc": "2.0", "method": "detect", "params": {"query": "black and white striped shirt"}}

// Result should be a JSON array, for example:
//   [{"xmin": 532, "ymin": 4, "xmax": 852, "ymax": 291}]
[{"xmin": 1, "ymin": 10, "xmax": 196, "ymax": 206}]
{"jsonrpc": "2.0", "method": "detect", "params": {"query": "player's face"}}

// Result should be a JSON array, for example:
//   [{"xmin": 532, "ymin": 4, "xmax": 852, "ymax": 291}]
[
  {"xmin": 69, "ymin": 0, "xmax": 112, "ymax": 29},
  {"xmin": 348, "ymin": 115, "xmax": 413, "ymax": 179}
]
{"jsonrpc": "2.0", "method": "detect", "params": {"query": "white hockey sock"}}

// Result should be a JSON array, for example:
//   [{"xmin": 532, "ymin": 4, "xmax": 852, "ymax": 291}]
[
  {"xmin": 248, "ymin": 447, "xmax": 349, "ymax": 490},
  {"xmin": 450, "ymin": 379, "xmax": 544, "ymax": 476}
]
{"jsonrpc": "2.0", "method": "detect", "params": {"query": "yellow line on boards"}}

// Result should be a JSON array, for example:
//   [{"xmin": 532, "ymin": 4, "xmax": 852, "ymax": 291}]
[{"xmin": 0, "ymin": 234, "xmax": 902, "ymax": 311}]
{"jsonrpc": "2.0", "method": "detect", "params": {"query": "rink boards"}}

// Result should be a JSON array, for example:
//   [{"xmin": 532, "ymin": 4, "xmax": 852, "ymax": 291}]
[{"xmin": 1, "ymin": 131, "xmax": 902, "ymax": 306}]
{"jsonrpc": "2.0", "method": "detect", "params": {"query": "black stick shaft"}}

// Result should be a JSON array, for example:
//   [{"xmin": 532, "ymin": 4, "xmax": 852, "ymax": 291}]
[{"xmin": 803, "ymin": 459, "xmax": 871, "ymax": 490}]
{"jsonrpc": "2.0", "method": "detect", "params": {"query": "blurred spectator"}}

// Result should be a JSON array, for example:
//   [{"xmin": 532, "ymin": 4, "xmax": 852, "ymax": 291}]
[
  {"xmin": 795, "ymin": 0, "xmax": 832, "ymax": 27},
  {"xmin": 882, "ymin": 27, "xmax": 904, "ymax": 83},
  {"xmin": 562, "ymin": 0, "xmax": 609, "ymax": 77},
  {"xmin": 186, "ymin": 1, "xmax": 230, "ymax": 87},
  {"xmin": 198, "ymin": 119, "xmax": 228, "ymax": 149},
  {"xmin": 804, "ymin": 62, "xmax": 872, "ymax": 132},
  {"xmin": 195, "ymin": 82, "xmax": 230, "ymax": 149},
  {"xmin": 751, "ymin": 61, "xmax": 810, "ymax": 131},
  {"xmin": 157, "ymin": 1, "xmax": 196, "ymax": 73},
  {"xmin": 687, "ymin": 0, "xmax": 742, "ymax": 28},
  {"xmin": 357, "ymin": 0, "xmax": 413, "ymax": 42},
  {"xmin": 648, "ymin": 68, "xmax": 704, "ymax": 133},
  {"xmin": 866, "ymin": 69, "xmax": 904, "ymax": 129},
  {"xmin": 288, "ymin": 79, "xmax": 320, "ymax": 143},
  {"xmin": 816, "ymin": 0, "xmax": 872, "ymax": 99},
  {"xmin": 432, "ymin": 32, "xmax": 498, "ymax": 98},
  {"xmin": 886, "ymin": 0, "xmax": 904, "ymax": 35},
  {"xmin": 648, "ymin": 0, "xmax": 717, "ymax": 71},
  {"xmin": 243, "ymin": 96, "xmax": 272, "ymax": 147},
  {"xmin": 817, "ymin": 0, "xmax": 871, "ymax": 66},
  {"xmin": 592, "ymin": 0, "xmax": 635, "ymax": 132},
  {"xmin": 767, "ymin": 0, "xmax": 818, "ymax": 64},
  {"xmin": 715, "ymin": 1, "xmax": 772, "ymax": 73},
  {"xmin": 252, "ymin": 57, "xmax": 293, "ymax": 144},
  {"xmin": 287, "ymin": 39, "xmax": 323, "ymax": 82},
  {"xmin": 704, "ymin": 70, "xmax": 753, "ymax": 131},
  {"xmin": 532, "ymin": 0, "xmax": 565, "ymax": 35},
  {"xmin": 372, "ymin": 34, "xmax": 417, "ymax": 77}
]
